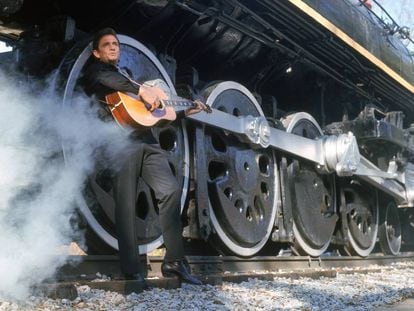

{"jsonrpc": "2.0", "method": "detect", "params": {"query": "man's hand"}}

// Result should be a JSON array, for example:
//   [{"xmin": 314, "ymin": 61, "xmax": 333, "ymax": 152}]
[
  {"xmin": 184, "ymin": 100, "xmax": 211, "ymax": 116},
  {"xmin": 138, "ymin": 85, "xmax": 167, "ymax": 111}
]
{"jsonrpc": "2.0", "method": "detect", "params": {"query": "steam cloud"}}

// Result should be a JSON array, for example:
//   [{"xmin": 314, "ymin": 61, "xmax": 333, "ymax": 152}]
[{"xmin": 0, "ymin": 70, "xmax": 130, "ymax": 300}]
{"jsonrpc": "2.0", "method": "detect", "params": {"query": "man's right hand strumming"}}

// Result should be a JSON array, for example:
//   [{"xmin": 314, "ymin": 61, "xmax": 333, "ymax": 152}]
[{"xmin": 138, "ymin": 85, "xmax": 168, "ymax": 111}]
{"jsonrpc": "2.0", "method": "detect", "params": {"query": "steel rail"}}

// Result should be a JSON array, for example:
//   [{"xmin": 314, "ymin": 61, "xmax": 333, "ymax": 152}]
[
  {"xmin": 41, "ymin": 253, "xmax": 414, "ymax": 298},
  {"xmin": 56, "ymin": 252, "xmax": 414, "ymax": 281}
]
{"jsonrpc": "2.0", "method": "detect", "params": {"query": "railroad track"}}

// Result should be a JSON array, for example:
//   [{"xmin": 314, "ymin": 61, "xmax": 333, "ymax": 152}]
[{"xmin": 37, "ymin": 252, "xmax": 414, "ymax": 300}]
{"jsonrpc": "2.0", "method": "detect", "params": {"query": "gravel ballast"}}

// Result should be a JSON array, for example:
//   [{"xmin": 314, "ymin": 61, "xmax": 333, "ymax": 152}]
[{"xmin": 1, "ymin": 262, "xmax": 414, "ymax": 310}]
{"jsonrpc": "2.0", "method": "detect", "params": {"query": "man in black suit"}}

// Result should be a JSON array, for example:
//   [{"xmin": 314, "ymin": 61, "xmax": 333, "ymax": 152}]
[{"xmin": 83, "ymin": 27, "xmax": 204, "ymax": 285}]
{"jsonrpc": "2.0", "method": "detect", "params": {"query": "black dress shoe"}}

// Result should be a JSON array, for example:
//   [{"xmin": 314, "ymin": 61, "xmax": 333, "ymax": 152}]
[{"xmin": 161, "ymin": 261, "xmax": 203, "ymax": 285}]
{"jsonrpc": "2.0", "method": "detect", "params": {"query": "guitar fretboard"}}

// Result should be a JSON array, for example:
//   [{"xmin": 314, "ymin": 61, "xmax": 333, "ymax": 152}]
[{"xmin": 162, "ymin": 99, "xmax": 194, "ymax": 107}]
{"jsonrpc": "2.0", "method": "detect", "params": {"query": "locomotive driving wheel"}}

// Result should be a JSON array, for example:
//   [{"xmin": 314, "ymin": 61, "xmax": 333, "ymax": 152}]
[
  {"xmin": 378, "ymin": 201, "xmax": 401, "ymax": 255},
  {"xmin": 340, "ymin": 180, "xmax": 379, "ymax": 257},
  {"xmin": 196, "ymin": 81, "xmax": 278, "ymax": 257},
  {"xmin": 56, "ymin": 35, "xmax": 189, "ymax": 254},
  {"xmin": 283, "ymin": 113, "xmax": 338, "ymax": 257}
]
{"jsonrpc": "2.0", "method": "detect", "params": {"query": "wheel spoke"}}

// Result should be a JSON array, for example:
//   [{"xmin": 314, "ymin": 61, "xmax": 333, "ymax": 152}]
[
  {"xmin": 89, "ymin": 170, "xmax": 115, "ymax": 223},
  {"xmin": 134, "ymin": 179, "xmax": 162, "ymax": 242},
  {"xmin": 205, "ymin": 128, "xmax": 233, "ymax": 158}
]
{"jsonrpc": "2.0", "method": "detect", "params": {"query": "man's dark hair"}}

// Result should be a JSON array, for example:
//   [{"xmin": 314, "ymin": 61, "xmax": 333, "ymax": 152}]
[{"xmin": 92, "ymin": 27, "xmax": 119, "ymax": 50}]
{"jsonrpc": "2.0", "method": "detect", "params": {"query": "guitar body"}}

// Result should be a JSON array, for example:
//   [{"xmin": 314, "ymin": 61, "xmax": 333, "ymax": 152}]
[{"xmin": 105, "ymin": 91, "xmax": 177, "ymax": 129}]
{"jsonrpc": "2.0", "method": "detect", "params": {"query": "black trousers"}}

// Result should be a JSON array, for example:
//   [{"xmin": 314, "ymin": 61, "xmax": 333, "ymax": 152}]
[{"xmin": 114, "ymin": 142, "xmax": 184, "ymax": 275}]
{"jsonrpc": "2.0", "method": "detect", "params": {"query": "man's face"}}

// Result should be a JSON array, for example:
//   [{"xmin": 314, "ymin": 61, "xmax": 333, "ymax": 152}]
[{"xmin": 93, "ymin": 34, "xmax": 120, "ymax": 65}]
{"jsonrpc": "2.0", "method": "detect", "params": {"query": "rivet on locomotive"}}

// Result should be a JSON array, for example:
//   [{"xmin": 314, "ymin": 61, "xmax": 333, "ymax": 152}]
[{"xmin": 1, "ymin": 0, "xmax": 413, "ymax": 258}]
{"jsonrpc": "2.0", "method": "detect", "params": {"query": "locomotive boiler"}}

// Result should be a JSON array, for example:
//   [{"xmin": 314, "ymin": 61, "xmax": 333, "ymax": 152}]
[{"xmin": 1, "ymin": 0, "xmax": 414, "ymax": 258}]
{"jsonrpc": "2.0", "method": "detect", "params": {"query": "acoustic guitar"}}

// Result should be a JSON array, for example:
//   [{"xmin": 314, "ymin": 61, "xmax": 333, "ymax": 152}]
[{"xmin": 105, "ymin": 91, "xmax": 211, "ymax": 129}]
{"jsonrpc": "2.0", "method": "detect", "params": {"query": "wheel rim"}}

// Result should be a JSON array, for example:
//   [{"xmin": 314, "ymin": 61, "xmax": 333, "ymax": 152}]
[
  {"xmin": 200, "ymin": 81, "xmax": 278, "ymax": 257},
  {"xmin": 283, "ymin": 113, "xmax": 337, "ymax": 257},
  {"xmin": 342, "ymin": 182, "xmax": 378, "ymax": 257},
  {"xmin": 57, "ymin": 35, "xmax": 189, "ymax": 254},
  {"xmin": 379, "ymin": 201, "xmax": 401, "ymax": 255}
]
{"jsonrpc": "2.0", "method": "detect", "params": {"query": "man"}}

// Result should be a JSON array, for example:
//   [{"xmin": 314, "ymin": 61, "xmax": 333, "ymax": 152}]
[{"xmin": 83, "ymin": 27, "xmax": 204, "ymax": 285}]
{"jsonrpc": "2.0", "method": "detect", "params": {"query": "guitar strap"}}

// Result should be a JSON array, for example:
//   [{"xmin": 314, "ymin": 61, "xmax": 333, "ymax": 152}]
[
  {"xmin": 117, "ymin": 66, "xmax": 143, "ymax": 89},
  {"xmin": 116, "ymin": 66, "xmax": 196, "ymax": 108},
  {"xmin": 117, "ymin": 66, "xmax": 173, "ymax": 98}
]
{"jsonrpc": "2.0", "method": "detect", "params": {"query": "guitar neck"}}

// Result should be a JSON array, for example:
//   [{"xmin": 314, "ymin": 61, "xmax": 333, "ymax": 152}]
[{"xmin": 162, "ymin": 99, "xmax": 195, "ymax": 108}]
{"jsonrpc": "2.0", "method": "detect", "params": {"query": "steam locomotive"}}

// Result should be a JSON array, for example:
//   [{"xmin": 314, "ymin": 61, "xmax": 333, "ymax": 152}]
[{"xmin": 1, "ymin": 0, "xmax": 414, "ymax": 258}]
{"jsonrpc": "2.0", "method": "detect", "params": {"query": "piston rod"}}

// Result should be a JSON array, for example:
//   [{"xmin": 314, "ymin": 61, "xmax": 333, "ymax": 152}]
[{"xmin": 189, "ymin": 109, "xmax": 408, "ymax": 204}]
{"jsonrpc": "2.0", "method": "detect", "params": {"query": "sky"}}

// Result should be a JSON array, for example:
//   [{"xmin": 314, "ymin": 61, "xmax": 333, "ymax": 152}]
[
  {"xmin": 373, "ymin": 0, "xmax": 414, "ymax": 50},
  {"xmin": 0, "ymin": 41, "xmax": 11, "ymax": 53},
  {"xmin": 375, "ymin": 0, "xmax": 413, "ymax": 27}
]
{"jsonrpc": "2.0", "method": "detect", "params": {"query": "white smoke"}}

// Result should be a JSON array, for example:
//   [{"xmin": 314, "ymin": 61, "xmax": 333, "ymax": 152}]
[{"xmin": 0, "ymin": 70, "xmax": 130, "ymax": 300}]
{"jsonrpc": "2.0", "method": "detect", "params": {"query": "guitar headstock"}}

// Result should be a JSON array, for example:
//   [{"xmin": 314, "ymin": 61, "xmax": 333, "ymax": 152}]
[
  {"xmin": 203, "ymin": 105, "xmax": 212, "ymax": 113},
  {"xmin": 193, "ymin": 99, "xmax": 212, "ymax": 113}
]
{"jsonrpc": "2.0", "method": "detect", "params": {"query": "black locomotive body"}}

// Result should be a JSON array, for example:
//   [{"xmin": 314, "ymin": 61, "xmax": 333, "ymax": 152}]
[{"xmin": 1, "ymin": 0, "xmax": 414, "ymax": 257}]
